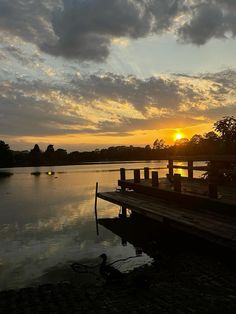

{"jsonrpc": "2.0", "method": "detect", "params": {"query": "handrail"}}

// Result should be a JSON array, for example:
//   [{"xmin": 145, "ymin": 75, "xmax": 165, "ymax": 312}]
[
  {"xmin": 168, "ymin": 155, "xmax": 236, "ymax": 162},
  {"xmin": 167, "ymin": 165, "xmax": 208, "ymax": 171}
]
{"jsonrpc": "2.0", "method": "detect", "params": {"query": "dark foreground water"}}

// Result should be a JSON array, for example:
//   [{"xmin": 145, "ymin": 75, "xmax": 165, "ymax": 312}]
[
  {"xmin": 0, "ymin": 160, "xmax": 206, "ymax": 291},
  {"xmin": 0, "ymin": 161, "xmax": 176, "ymax": 291}
]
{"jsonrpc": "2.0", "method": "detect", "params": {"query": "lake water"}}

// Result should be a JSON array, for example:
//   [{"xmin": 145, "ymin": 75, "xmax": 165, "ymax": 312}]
[{"xmin": 0, "ymin": 160, "xmax": 203, "ymax": 291}]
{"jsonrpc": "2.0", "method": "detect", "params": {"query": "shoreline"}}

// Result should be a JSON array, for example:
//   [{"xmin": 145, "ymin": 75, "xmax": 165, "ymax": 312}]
[
  {"xmin": 0, "ymin": 249, "xmax": 235, "ymax": 313},
  {"xmin": 0, "ymin": 159, "xmax": 166, "ymax": 170}
]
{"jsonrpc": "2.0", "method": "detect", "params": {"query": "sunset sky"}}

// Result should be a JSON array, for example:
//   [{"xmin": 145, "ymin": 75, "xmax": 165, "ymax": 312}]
[{"xmin": 0, "ymin": 0, "xmax": 236, "ymax": 151}]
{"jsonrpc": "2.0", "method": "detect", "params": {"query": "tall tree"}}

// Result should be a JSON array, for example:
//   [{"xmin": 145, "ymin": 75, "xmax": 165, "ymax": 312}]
[
  {"xmin": 29, "ymin": 144, "xmax": 42, "ymax": 166},
  {"xmin": 214, "ymin": 116, "xmax": 236, "ymax": 143},
  {"xmin": 153, "ymin": 139, "xmax": 166, "ymax": 150},
  {"xmin": 0, "ymin": 140, "xmax": 13, "ymax": 167},
  {"xmin": 44, "ymin": 144, "xmax": 55, "ymax": 165}
]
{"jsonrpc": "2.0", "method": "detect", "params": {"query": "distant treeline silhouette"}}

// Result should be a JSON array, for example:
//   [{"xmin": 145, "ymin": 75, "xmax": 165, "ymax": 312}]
[{"xmin": 1, "ymin": 116, "xmax": 236, "ymax": 168}]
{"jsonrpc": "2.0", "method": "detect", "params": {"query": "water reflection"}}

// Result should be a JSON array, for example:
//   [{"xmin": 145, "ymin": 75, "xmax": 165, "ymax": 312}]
[{"xmin": 0, "ymin": 161, "xmax": 163, "ymax": 291}]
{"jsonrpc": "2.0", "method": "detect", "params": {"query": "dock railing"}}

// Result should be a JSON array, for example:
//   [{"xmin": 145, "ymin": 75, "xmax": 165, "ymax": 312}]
[{"xmin": 119, "ymin": 155, "xmax": 236, "ymax": 199}]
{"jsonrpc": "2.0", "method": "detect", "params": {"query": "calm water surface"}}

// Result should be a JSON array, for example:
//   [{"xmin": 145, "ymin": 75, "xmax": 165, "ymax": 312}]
[{"xmin": 0, "ymin": 161, "xmax": 202, "ymax": 291}]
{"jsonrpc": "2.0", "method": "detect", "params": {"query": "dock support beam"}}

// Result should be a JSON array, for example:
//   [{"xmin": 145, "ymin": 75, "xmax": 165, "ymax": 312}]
[
  {"xmin": 120, "ymin": 168, "xmax": 127, "ymax": 217},
  {"xmin": 188, "ymin": 160, "xmax": 193, "ymax": 179},
  {"xmin": 173, "ymin": 174, "xmax": 181, "ymax": 192},
  {"xmin": 144, "ymin": 167, "xmax": 150, "ymax": 180},
  {"xmin": 120, "ymin": 168, "xmax": 126, "ymax": 181},
  {"xmin": 152, "ymin": 171, "xmax": 159, "ymax": 187},
  {"xmin": 168, "ymin": 159, "xmax": 174, "ymax": 177},
  {"xmin": 134, "ymin": 169, "xmax": 141, "ymax": 183},
  {"xmin": 94, "ymin": 182, "xmax": 99, "ymax": 235},
  {"xmin": 208, "ymin": 162, "xmax": 218, "ymax": 199}
]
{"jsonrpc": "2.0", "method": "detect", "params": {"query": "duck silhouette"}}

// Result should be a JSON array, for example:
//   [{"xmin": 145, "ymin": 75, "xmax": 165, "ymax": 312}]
[
  {"xmin": 99, "ymin": 254, "xmax": 151, "ymax": 288},
  {"xmin": 99, "ymin": 253, "xmax": 124, "ymax": 282}
]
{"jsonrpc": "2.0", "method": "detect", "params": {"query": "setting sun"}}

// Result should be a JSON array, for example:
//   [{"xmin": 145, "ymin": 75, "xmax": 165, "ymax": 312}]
[{"xmin": 175, "ymin": 132, "xmax": 183, "ymax": 141}]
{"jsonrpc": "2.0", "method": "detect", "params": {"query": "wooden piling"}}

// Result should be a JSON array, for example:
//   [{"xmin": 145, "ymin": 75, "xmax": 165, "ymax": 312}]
[
  {"xmin": 134, "ymin": 169, "xmax": 140, "ymax": 183},
  {"xmin": 152, "ymin": 171, "xmax": 159, "ymax": 187},
  {"xmin": 144, "ymin": 167, "xmax": 150, "ymax": 180},
  {"xmin": 188, "ymin": 160, "xmax": 193, "ymax": 179},
  {"xmin": 168, "ymin": 159, "xmax": 174, "ymax": 177},
  {"xmin": 120, "ymin": 168, "xmax": 127, "ymax": 216},
  {"xmin": 173, "ymin": 174, "xmax": 181, "ymax": 192},
  {"xmin": 94, "ymin": 182, "xmax": 99, "ymax": 235},
  {"xmin": 120, "ymin": 168, "xmax": 126, "ymax": 181},
  {"xmin": 208, "ymin": 162, "xmax": 218, "ymax": 199}
]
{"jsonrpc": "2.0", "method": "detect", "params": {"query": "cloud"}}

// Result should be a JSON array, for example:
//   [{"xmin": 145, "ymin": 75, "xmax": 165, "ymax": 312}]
[
  {"xmin": 0, "ymin": 79, "xmax": 94, "ymax": 136},
  {"xmin": 178, "ymin": 0, "xmax": 236, "ymax": 45},
  {"xmin": 0, "ymin": 0, "xmax": 58, "ymax": 47},
  {"xmin": 43, "ymin": 0, "xmax": 183, "ymax": 61},
  {"xmin": 1, "ymin": 70, "xmax": 236, "ymax": 139},
  {"xmin": 0, "ymin": 0, "xmax": 235, "ymax": 61},
  {"xmin": 72, "ymin": 73, "xmax": 182, "ymax": 112}
]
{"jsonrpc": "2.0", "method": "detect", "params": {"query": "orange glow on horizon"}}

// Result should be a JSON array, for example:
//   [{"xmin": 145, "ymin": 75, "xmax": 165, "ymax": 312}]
[{"xmin": 11, "ymin": 122, "xmax": 212, "ymax": 150}]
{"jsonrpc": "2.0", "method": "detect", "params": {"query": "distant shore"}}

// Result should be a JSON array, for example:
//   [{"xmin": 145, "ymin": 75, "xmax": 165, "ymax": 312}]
[{"xmin": 0, "ymin": 159, "xmax": 166, "ymax": 169}]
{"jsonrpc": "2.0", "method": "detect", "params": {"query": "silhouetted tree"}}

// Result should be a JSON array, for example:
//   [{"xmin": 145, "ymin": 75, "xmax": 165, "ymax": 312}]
[
  {"xmin": 153, "ymin": 139, "xmax": 166, "ymax": 150},
  {"xmin": 214, "ymin": 116, "xmax": 236, "ymax": 143},
  {"xmin": 29, "ymin": 144, "xmax": 42, "ymax": 166},
  {"xmin": 204, "ymin": 131, "xmax": 219, "ymax": 142},
  {"xmin": 175, "ymin": 138, "xmax": 189, "ymax": 146},
  {"xmin": 190, "ymin": 134, "xmax": 203, "ymax": 145},
  {"xmin": 44, "ymin": 144, "xmax": 55, "ymax": 165},
  {"xmin": 55, "ymin": 148, "xmax": 67, "ymax": 164},
  {"xmin": 0, "ymin": 140, "xmax": 13, "ymax": 167}
]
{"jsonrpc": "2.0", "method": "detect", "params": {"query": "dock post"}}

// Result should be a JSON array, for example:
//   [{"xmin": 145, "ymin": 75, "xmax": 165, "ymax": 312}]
[
  {"xmin": 134, "ymin": 169, "xmax": 140, "ymax": 183},
  {"xmin": 188, "ymin": 160, "xmax": 193, "ymax": 179},
  {"xmin": 173, "ymin": 174, "xmax": 181, "ymax": 192},
  {"xmin": 208, "ymin": 176, "xmax": 218, "ymax": 199},
  {"xmin": 94, "ymin": 182, "xmax": 99, "ymax": 235},
  {"xmin": 152, "ymin": 171, "xmax": 159, "ymax": 187},
  {"xmin": 120, "ymin": 168, "xmax": 127, "ymax": 217},
  {"xmin": 144, "ymin": 167, "xmax": 150, "ymax": 180},
  {"xmin": 120, "ymin": 168, "xmax": 126, "ymax": 181},
  {"xmin": 208, "ymin": 163, "xmax": 218, "ymax": 198},
  {"xmin": 168, "ymin": 159, "xmax": 174, "ymax": 177}
]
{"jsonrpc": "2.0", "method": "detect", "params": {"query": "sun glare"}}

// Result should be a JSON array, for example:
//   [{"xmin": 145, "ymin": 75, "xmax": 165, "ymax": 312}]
[{"xmin": 175, "ymin": 132, "xmax": 183, "ymax": 140}]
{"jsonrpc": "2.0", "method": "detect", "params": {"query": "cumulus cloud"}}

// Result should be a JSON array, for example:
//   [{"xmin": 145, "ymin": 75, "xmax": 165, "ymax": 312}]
[
  {"xmin": 0, "ymin": 0, "xmax": 236, "ymax": 61},
  {"xmin": 43, "ymin": 0, "xmax": 184, "ymax": 61},
  {"xmin": 178, "ymin": 0, "xmax": 236, "ymax": 45},
  {"xmin": 0, "ymin": 0, "xmax": 58, "ymax": 47},
  {"xmin": 72, "ymin": 73, "xmax": 182, "ymax": 112},
  {"xmin": 0, "ymin": 79, "xmax": 94, "ymax": 136}
]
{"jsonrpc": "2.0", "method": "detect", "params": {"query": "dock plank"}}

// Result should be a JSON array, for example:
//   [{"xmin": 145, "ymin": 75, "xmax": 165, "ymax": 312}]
[{"xmin": 97, "ymin": 191, "xmax": 236, "ymax": 250}]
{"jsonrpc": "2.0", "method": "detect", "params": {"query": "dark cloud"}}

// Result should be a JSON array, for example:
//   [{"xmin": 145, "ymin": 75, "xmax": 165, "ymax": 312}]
[
  {"xmin": 0, "ymin": 1, "xmax": 235, "ymax": 61},
  {"xmin": 0, "ymin": 0, "xmax": 58, "ymax": 46},
  {"xmin": 0, "ymin": 79, "xmax": 93, "ymax": 136},
  {"xmin": 43, "ymin": 0, "xmax": 183, "ymax": 61},
  {"xmin": 73, "ymin": 73, "xmax": 182, "ymax": 112},
  {"xmin": 178, "ymin": 0, "xmax": 236, "ymax": 45}
]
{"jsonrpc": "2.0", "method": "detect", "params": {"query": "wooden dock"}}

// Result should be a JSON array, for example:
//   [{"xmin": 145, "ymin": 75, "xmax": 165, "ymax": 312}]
[{"xmin": 97, "ymin": 157, "xmax": 236, "ymax": 250}]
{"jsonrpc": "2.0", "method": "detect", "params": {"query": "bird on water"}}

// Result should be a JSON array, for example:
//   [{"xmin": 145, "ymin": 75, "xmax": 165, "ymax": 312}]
[
  {"xmin": 99, "ymin": 253, "xmax": 124, "ymax": 282},
  {"xmin": 99, "ymin": 253, "xmax": 150, "ymax": 288}
]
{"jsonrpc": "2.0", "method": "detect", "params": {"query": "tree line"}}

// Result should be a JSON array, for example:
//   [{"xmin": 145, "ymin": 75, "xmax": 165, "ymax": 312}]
[{"xmin": 0, "ymin": 116, "xmax": 236, "ymax": 168}]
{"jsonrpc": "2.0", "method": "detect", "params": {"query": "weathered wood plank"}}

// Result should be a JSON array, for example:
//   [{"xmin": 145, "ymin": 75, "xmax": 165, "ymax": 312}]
[
  {"xmin": 97, "ymin": 191, "xmax": 236, "ymax": 250},
  {"xmin": 118, "ymin": 179, "xmax": 236, "ymax": 215}
]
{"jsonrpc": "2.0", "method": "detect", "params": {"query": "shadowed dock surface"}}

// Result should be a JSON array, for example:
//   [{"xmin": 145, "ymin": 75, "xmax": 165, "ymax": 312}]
[
  {"xmin": 119, "ymin": 177, "xmax": 236, "ymax": 205},
  {"xmin": 98, "ymin": 190, "xmax": 236, "ymax": 250}
]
